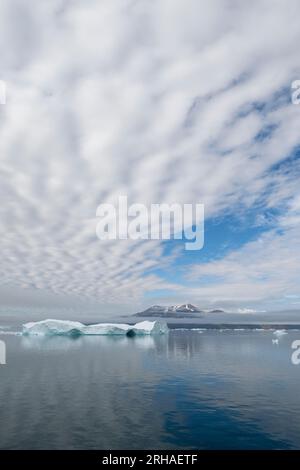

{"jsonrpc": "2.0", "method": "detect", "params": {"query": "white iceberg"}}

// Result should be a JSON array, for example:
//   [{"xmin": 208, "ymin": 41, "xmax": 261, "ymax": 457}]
[
  {"xmin": 273, "ymin": 329, "xmax": 288, "ymax": 337},
  {"xmin": 22, "ymin": 319, "xmax": 168, "ymax": 337}
]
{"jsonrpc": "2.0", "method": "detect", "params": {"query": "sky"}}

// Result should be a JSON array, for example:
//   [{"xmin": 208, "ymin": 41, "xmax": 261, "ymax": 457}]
[{"xmin": 0, "ymin": 0, "xmax": 300, "ymax": 316}]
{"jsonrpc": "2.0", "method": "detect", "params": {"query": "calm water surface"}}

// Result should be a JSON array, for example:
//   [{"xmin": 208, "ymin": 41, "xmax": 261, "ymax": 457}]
[{"xmin": 0, "ymin": 328, "xmax": 300, "ymax": 449}]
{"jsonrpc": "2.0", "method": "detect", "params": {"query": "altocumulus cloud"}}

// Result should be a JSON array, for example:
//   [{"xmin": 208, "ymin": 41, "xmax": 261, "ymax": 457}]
[{"xmin": 0, "ymin": 0, "xmax": 300, "ymax": 313}]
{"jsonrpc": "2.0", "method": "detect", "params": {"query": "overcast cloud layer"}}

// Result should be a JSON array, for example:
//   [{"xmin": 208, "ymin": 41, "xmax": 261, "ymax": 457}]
[{"xmin": 0, "ymin": 0, "xmax": 300, "ymax": 315}]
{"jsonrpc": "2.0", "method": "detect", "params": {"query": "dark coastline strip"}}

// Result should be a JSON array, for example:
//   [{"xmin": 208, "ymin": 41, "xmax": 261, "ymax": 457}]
[{"xmin": 168, "ymin": 323, "xmax": 300, "ymax": 330}]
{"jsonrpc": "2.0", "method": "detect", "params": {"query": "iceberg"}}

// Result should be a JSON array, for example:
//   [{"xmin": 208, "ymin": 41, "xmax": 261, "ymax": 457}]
[
  {"xmin": 273, "ymin": 329, "xmax": 288, "ymax": 337},
  {"xmin": 22, "ymin": 319, "xmax": 168, "ymax": 337}
]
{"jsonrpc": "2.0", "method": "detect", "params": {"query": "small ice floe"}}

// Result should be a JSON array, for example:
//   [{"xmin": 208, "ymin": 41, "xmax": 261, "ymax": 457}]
[
  {"xmin": 175, "ymin": 328, "xmax": 206, "ymax": 332},
  {"xmin": 273, "ymin": 330, "xmax": 288, "ymax": 337},
  {"xmin": 0, "ymin": 331, "xmax": 21, "ymax": 336},
  {"xmin": 22, "ymin": 319, "xmax": 168, "ymax": 337},
  {"xmin": 272, "ymin": 339, "xmax": 279, "ymax": 345},
  {"xmin": 0, "ymin": 326, "xmax": 20, "ymax": 336}
]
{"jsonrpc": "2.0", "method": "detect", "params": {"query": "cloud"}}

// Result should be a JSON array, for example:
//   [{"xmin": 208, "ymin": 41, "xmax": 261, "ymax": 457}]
[
  {"xmin": 0, "ymin": 0, "xmax": 300, "ymax": 312},
  {"xmin": 187, "ymin": 223, "xmax": 300, "ymax": 306}
]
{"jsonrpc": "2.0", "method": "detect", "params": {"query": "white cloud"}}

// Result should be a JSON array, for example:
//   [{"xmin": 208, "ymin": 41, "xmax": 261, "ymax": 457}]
[
  {"xmin": 0, "ymin": 0, "xmax": 300, "ymax": 313},
  {"xmin": 187, "ymin": 224, "xmax": 300, "ymax": 307}
]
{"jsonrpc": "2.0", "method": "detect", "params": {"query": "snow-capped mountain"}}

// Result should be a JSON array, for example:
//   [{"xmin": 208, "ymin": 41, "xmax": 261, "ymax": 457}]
[
  {"xmin": 134, "ymin": 304, "xmax": 204, "ymax": 318},
  {"xmin": 134, "ymin": 304, "xmax": 226, "ymax": 318},
  {"xmin": 171, "ymin": 304, "xmax": 202, "ymax": 313}
]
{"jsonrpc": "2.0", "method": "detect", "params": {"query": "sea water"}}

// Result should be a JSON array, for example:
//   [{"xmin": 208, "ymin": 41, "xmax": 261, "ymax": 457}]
[{"xmin": 0, "ymin": 327, "xmax": 300, "ymax": 449}]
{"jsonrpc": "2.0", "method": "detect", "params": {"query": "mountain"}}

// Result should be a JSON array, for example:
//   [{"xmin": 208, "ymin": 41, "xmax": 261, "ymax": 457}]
[{"xmin": 134, "ymin": 304, "xmax": 204, "ymax": 318}]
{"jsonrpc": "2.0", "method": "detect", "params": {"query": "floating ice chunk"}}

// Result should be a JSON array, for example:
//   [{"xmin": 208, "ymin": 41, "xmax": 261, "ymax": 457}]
[
  {"xmin": 273, "ymin": 330, "xmax": 288, "ymax": 337},
  {"xmin": 272, "ymin": 339, "xmax": 279, "ymax": 345},
  {"xmin": 23, "ymin": 319, "xmax": 85, "ymax": 336},
  {"xmin": 22, "ymin": 319, "xmax": 168, "ymax": 337},
  {"xmin": 130, "ymin": 320, "xmax": 168, "ymax": 335}
]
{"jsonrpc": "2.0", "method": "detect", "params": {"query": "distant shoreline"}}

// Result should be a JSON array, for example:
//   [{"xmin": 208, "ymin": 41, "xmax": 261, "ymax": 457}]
[{"xmin": 166, "ymin": 323, "xmax": 300, "ymax": 330}]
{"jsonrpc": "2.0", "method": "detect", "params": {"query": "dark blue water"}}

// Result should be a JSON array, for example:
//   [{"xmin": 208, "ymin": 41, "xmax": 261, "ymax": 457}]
[{"xmin": 0, "ymin": 328, "xmax": 300, "ymax": 449}]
